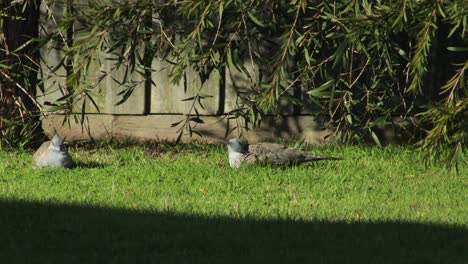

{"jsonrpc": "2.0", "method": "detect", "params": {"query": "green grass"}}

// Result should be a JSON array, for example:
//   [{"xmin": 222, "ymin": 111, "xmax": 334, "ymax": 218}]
[{"xmin": 0, "ymin": 141, "xmax": 467, "ymax": 263}]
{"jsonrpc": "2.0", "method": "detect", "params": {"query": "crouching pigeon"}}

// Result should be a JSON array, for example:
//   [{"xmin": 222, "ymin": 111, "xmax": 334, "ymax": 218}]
[
  {"xmin": 225, "ymin": 138, "xmax": 342, "ymax": 168},
  {"xmin": 32, "ymin": 131, "xmax": 74, "ymax": 168}
]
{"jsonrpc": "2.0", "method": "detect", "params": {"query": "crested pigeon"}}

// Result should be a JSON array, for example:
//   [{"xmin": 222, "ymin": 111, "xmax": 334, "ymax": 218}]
[
  {"xmin": 32, "ymin": 131, "xmax": 74, "ymax": 168},
  {"xmin": 225, "ymin": 138, "xmax": 342, "ymax": 168}
]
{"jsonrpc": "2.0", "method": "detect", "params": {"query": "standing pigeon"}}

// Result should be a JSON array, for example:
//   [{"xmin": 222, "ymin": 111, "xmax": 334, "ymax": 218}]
[
  {"xmin": 32, "ymin": 131, "xmax": 74, "ymax": 168},
  {"xmin": 224, "ymin": 138, "xmax": 342, "ymax": 168}
]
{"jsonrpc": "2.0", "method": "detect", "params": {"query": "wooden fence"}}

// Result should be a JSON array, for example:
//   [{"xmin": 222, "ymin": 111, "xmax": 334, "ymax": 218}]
[{"xmin": 37, "ymin": 2, "xmax": 331, "ymax": 144}]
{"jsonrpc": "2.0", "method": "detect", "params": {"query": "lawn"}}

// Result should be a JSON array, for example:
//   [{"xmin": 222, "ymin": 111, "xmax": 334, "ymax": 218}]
[{"xmin": 0, "ymin": 141, "xmax": 466, "ymax": 263}]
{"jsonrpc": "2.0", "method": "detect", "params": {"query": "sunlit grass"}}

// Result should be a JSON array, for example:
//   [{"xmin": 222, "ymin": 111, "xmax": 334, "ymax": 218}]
[{"xmin": 1, "ymin": 141, "xmax": 466, "ymax": 225}]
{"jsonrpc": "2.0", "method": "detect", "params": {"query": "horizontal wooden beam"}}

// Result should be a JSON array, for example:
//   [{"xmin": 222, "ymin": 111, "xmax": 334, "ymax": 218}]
[{"xmin": 41, "ymin": 114, "xmax": 333, "ymax": 144}]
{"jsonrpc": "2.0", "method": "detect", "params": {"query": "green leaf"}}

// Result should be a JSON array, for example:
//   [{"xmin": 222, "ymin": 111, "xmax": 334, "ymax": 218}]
[
  {"xmin": 81, "ymin": 99, "xmax": 86, "ymax": 124},
  {"xmin": 307, "ymin": 80, "xmax": 334, "ymax": 98},
  {"xmin": 171, "ymin": 120, "xmax": 184, "ymax": 128},
  {"xmin": 247, "ymin": 11, "xmax": 265, "ymax": 27},
  {"xmin": 332, "ymin": 41, "xmax": 347, "ymax": 69},
  {"xmin": 447, "ymin": 47, "xmax": 468, "ymax": 52},
  {"xmin": 189, "ymin": 117, "xmax": 204, "ymax": 124},
  {"xmin": 371, "ymin": 130, "xmax": 382, "ymax": 147},
  {"xmin": 396, "ymin": 48, "xmax": 409, "ymax": 60},
  {"xmin": 304, "ymin": 47, "xmax": 311, "ymax": 66},
  {"xmin": 226, "ymin": 48, "xmax": 235, "ymax": 70},
  {"xmin": 218, "ymin": 2, "xmax": 224, "ymax": 20},
  {"xmin": 0, "ymin": 63, "xmax": 13, "ymax": 69},
  {"xmin": 346, "ymin": 114, "xmax": 353, "ymax": 124}
]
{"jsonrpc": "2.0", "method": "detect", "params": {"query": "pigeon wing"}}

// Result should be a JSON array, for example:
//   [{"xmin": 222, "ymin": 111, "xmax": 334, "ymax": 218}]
[
  {"xmin": 32, "ymin": 141, "xmax": 51, "ymax": 167},
  {"xmin": 248, "ymin": 143, "xmax": 306, "ymax": 166},
  {"xmin": 249, "ymin": 143, "xmax": 286, "ymax": 154},
  {"xmin": 249, "ymin": 142, "xmax": 341, "ymax": 166}
]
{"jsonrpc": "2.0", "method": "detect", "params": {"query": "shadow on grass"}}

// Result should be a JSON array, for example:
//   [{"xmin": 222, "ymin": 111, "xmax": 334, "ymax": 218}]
[
  {"xmin": 69, "ymin": 138, "xmax": 222, "ymax": 152},
  {"xmin": 73, "ymin": 160, "xmax": 108, "ymax": 169},
  {"xmin": 1, "ymin": 199, "xmax": 466, "ymax": 263}
]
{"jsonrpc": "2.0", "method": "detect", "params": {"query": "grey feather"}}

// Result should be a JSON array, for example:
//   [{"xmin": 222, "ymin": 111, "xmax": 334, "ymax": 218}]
[
  {"xmin": 32, "ymin": 131, "xmax": 74, "ymax": 169},
  {"xmin": 225, "ymin": 138, "xmax": 341, "ymax": 168}
]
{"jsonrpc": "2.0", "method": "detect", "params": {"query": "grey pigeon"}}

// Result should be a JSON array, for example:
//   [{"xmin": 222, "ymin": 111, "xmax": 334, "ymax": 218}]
[
  {"xmin": 225, "ymin": 138, "xmax": 342, "ymax": 168},
  {"xmin": 32, "ymin": 131, "xmax": 74, "ymax": 168}
]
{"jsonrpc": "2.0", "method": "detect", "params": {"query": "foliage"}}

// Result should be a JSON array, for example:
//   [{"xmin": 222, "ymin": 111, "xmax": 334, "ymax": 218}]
[
  {"xmin": 6, "ymin": 0, "xmax": 468, "ymax": 167},
  {"xmin": 0, "ymin": 0, "xmax": 43, "ymax": 149},
  {"xmin": 418, "ymin": 61, "xmax": 467, "ymax": 171}
]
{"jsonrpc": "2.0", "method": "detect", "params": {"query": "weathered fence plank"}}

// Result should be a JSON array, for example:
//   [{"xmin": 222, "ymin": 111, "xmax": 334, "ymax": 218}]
[
  {"xmin": 150, "ymin": 58, "xmax": 221, "ymax": 115},
  {"xmin": 102, "ymin": 54, "xmax": 146, "ymax": 114},
  {"xmin": 38, "ymin": 2, "xmax": 67, "ymax": 112}
]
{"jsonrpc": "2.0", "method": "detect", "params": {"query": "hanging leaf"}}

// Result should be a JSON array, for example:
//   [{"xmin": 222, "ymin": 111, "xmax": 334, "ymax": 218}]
[
  {"xmin": 247, "ymin": 11, "xmax": 265, "ymax": 27},
  {"xmin": 307, "ymin": 80, "xmax": 334, "ymax": 98}
]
